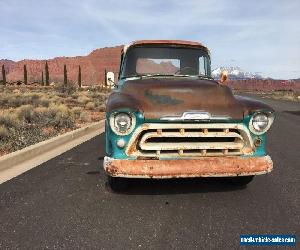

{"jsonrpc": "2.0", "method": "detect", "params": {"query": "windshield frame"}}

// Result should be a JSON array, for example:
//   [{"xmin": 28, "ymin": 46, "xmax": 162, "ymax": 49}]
[{"xmin": 120, "ymin": 45, "xmax": 212, "ymax": 80}]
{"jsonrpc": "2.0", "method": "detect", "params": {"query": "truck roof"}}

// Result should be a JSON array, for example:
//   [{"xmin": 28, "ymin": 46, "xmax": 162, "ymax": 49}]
[{"xmin": 123, "ymin": 40, "xmax": 209, "ymax": 53}]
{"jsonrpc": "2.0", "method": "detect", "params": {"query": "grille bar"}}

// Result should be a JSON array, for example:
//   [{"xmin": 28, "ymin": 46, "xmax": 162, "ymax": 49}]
[
  {"xmin": 136, "ymin": 150, "xmax": 242, "ymax": 158},
  {"xmin": 126, "ymin": 123, "xmax": 254, "ymax": 158},
  {"xmin": 140, "ymin": 141, "xmax": 244, "ymax": 151}
]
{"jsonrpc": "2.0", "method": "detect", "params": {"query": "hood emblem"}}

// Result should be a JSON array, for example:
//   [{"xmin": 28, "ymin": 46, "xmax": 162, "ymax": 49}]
[{"xmin": 160, "ymin": 111, "xmax": 231, "ymax": 121}]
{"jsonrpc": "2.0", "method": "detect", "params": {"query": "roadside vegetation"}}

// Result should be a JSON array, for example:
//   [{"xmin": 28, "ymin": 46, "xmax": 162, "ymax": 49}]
[
  {"xmin": 0, "ymin": 84, "xmax": 109, "ymax": 156},
  {"xmin": 233, "ymin": 90, "xmax": 300, "ymax": 102}
]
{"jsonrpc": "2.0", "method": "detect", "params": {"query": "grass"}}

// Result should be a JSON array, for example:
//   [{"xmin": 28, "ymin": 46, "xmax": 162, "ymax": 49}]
[{"xmin": 0, "ymin": 85, "xmax": 109, "ymax": 156}]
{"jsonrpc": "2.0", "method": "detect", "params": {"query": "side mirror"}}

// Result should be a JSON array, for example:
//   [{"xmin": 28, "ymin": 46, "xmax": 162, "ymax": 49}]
[
  {"xmin": 106, "ymin": 72, "xmax": 115, "ymax": 88},
  {"xmin": 220, "ymin": 70, "xmax": 228, "ymax": 85}
]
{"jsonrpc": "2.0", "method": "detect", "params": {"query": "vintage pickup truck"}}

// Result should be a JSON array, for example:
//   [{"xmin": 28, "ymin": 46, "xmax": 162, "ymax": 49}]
[{"xmin": 104, "ymin": 40, "xmax": 275, "ymax": 190}]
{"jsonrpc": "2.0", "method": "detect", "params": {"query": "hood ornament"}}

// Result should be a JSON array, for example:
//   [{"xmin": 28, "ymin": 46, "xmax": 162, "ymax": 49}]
[{"xmin": 160, "ymin": 111, "xmax": 231, "ymax": 121}]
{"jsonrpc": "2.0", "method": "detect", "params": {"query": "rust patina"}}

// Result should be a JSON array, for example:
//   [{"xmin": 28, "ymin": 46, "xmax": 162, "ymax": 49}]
[
  {"xmin": 106, "ymin": 78, "xmax": 274, "ymax": 120},
  {"xmin": 123, "ymin": 40, "xmax": 210, "ymax": 53},
  {"xmin": 105, "ymin": 156, "xmax": 273, "ymax": 178}
]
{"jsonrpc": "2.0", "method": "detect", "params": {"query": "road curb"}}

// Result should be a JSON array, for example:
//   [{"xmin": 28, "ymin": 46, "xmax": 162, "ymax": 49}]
[{"xmin": 0, "ymin": 120, "xmax": 105, "ymax": 184}]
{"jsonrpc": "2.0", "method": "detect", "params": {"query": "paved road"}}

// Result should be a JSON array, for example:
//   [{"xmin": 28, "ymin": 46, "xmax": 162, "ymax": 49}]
[{"xmin": 0, "ymin": 96, "xmax": 299, "ymax": 249}]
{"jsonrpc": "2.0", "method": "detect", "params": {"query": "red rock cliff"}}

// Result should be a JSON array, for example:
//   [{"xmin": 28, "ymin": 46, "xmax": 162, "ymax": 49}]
[{"xmin": 1, "ymin": 46, "xmax": 123, "ymax": 85}]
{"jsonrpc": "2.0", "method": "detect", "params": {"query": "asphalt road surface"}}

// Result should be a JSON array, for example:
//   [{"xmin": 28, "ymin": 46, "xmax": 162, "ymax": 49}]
[{"xmin": 0, "ymin": 96, "xmax": 299, "ymax": 249}]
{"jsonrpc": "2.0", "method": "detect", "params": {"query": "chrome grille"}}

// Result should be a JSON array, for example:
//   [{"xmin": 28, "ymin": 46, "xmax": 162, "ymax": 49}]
[{"xmin": 126, "ymin": 123, "xmax": 254, "ymax": 158}]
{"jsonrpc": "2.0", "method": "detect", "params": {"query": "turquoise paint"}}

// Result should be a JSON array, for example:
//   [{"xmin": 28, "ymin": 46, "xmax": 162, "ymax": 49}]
[
  {"xmin": 243, "ymin": 114, "xmax": 267, "ymax": 157},
  {"xmin": 105, "ymin": 110, "xmax": 144, "ymax": 159},
  {"xmin": 105, "ymin": 111, "xmax": 270, "ymax": 159}
]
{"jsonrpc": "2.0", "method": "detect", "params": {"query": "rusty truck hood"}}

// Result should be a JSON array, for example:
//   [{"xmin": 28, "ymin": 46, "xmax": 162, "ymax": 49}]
[{"xmin": 106, "ymin": 78, "xmax": 272, "ymax": 120}]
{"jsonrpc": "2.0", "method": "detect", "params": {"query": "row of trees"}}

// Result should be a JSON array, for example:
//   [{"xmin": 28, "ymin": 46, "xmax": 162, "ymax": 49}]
[{"xmin": 1, "ymin": 62, "xmax": 86, "ymax": 87}]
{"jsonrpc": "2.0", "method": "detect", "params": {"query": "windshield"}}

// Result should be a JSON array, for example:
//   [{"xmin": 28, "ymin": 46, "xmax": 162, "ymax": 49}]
[{"xmin": 121, "ymin": 46, "xmax": 211, "ymax": 78}]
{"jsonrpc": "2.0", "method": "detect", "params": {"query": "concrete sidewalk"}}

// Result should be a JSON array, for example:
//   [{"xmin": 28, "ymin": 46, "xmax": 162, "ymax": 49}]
[{"xmin": 0, "ymin": 120, "xmax": 105, "ymax": 184}]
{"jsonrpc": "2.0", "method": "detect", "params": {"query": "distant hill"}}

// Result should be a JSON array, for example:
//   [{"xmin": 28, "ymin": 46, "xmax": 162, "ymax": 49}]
[
  {"xmin": 0, "ymin": 46, "xmax": 123, "ymax": 85},
  {"xmin": 0, "ymin": 59, "xmax": 15, "ymax": 73}
]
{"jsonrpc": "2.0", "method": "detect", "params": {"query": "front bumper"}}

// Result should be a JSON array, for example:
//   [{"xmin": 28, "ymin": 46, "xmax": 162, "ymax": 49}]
[{"xmin": 103, "ymin": 156, "xmax": 273, "ymax": 178}]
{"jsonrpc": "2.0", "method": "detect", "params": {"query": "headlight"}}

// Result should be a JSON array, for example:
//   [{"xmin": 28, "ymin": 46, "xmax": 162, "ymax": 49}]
[
  {"xmin": 249, "ymin": 112, "xmax": 274, "ymax": 135},
  {"xmin": 109, "ymin": 112, "xmax": 136, "ymax": 135}
]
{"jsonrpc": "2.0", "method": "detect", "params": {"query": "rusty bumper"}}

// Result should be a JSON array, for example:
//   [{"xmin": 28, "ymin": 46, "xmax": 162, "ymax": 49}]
[{"xmin": 103, "ymin": 156, "xmax": 273, "ymax": 178}]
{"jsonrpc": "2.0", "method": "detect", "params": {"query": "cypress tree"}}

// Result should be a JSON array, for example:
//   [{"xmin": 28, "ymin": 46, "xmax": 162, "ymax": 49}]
[
  {"xmin": 24, "ymin": 65, "xmax": 28, "ymax": 84},
  {"xmin": 45, "ymin": 61, "xmax": 49, "ymax": 86},
  {"xmin": 1, "ymin": 65, "xmax": 6, "ymax": 86},
  {"xmin": 104, "ymin": 68, "xmax": 107, "ymax": 87},
  {"xmin": 78, "ymin": 65, "xmax": 82, "ymax": 88},
  {"xmin": 42, "ymin": 71, "xmax": 44, "ymax": 85},
  {"xmin": 64, "ymin": 64, "xmax": 67, "ymax": 86}
]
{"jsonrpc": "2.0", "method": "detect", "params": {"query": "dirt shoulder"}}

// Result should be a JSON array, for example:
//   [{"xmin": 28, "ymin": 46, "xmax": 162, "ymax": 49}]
[{"xmin": 233, "ymin": 90, "xmax": 300, "ymax": 102}]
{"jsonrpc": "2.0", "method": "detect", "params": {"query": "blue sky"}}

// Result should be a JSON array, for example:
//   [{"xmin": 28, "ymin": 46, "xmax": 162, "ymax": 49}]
[{"xmin": 0, "ymin": 0, "xmax": 299, "ymax": 79}]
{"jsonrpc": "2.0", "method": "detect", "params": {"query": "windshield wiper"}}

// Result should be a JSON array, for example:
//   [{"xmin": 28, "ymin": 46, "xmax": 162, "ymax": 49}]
[
  {"xmin": 197, "ymin": 75, "xmax": 214, "ymax": 80},
  {"xmin": 122, "ymin": 74, "xmax": 193, "ymax": 79},
  {"xmin": 122, "ymin": 74, "xmax": 213, "ymax": 80}
]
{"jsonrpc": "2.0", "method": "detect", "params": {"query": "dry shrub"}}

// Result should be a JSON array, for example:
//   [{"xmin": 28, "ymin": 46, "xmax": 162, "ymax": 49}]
[
  {"xmin": 0, "ymin": 113, "xmax": 20, "ymax": 129},
  {"xmin": 89, "ymin": 92, "xmax": 108, "ymax": 101},
  {"xmin": 79, "ymin": 112, "xmax": 91, "ymax": 123},
  {"xmin": 0, "ymin": 93, "xmax": 10, "ymax": 106},
  {"xmin": 0, "ymin": 86, "xmax": 108, "ymax": 155},
  {"xmin": 72, "ymin": 107, "xmax": 82, "ymax": 118},
  {"xmin": 48, "ymin": 104, "xmax": 75, "ymax": 129},
  {"xmin": 71, "ymin": 93, "xmax": 79, "ymax": 99},
  {"xmin": 49, "ymin": 95, "xmax": 61, "ymax": 104},
  {"xmin": 78, "ymin": 95, "xmax": 91, "ymax": 105},
  {"xmin": 98, "ymin": 103, "xmax": 106, "ymax": 112},
  {"xmin": 0, "ymin": 125, "xmax": 9, "ymax": 140},
  {"xmin": 33, "ymin": 107, "xmax": 49, "ymax": 122},
  {"xmin": 55, "ymin": 82, "xmax": 77, "ymax": 95},
  {"xmin": 0, "ymin": 92, "xmax": 52, "ymax": 108},
  {"xmin": 41, "ymin": 127, "xmax": 55, "ymax": 136},
  {"xmin": 39, "ymin": 97, "xmax": 50, "ymax": 107},
  {"xmin": 85, "ymin": 101, "xmax": 95, "ymax": 110},
  {"xmin": 17, "ymin": 105, "xmax": 35, "ymax": 123}
]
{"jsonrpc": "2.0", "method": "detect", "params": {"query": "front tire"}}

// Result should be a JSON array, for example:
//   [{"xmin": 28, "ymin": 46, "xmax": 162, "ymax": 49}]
[
  {"xmin": 226, "ymin": 176, "xmax": 254, "ymax": 186},
  {"xmin": 107, "ymin": 175, "xmax": 128, "ymax": 191}
]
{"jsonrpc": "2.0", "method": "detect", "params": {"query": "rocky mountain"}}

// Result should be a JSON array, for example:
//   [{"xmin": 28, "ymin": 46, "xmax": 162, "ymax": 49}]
[
  {"xmin": 212, "ymin": 66, "xmax": 263, "ymax": 80},
  {"xmin": 0, "ymin": 46, "xmax": 123, "ymax": 85},
  {"xmin": 0, "ymin": 59, "xmax": 15, "ymax": 73}
]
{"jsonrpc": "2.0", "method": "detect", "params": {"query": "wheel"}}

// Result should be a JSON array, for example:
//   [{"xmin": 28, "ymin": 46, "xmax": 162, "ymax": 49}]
[
  {"xmin": 107, "ymin": 175, "xmax": 128, "ymax": 191},
  {"xmin": 226, "ymin": 176, "xmax": 254, "ymax": 186}
]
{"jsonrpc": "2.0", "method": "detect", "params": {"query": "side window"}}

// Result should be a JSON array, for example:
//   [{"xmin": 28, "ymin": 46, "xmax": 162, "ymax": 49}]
[{"xmin": 199, "ymin": 56, "xmax": 206, "ymax": 75}]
